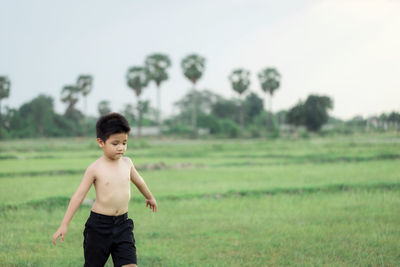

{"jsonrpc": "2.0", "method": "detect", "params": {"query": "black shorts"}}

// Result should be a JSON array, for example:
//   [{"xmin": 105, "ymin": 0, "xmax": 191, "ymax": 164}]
[{"xmin": 83, "ymin": 211, "xmax": 137, "ymax": 267}]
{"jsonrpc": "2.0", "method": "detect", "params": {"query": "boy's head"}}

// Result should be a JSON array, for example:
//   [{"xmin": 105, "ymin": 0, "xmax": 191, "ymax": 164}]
[{"xmin": 96, "ymin": 113, "xmax": 131, "ymax": 143}]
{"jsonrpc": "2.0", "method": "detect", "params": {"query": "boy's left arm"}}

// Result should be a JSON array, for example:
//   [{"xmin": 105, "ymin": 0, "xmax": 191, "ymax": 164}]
[{"xmin": 126, "ymin": 157, "xmax": 158, "ymax": 212}]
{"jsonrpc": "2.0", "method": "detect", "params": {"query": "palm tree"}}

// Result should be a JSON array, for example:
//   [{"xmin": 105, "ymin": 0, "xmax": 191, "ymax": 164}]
[
  {"xmin": 61, "ymin": 85, "xmax": 82, "ymax": 123},
  {"xmin": 120, "ymin": 103, "xmax": 136, "ymax": 126},
  {"xmin": 229, "ymin": 69, "xmax": 250, "ymax": 130},
  {"xmin": 0, "ymin": 76, "xmax": 10, "ymax": 137},
  {"xmin": 0, "ymin": 76, "xmax": 11, "ymax": 117},
  {"xmin": 77, "ymin": 75, "xmax": 93, "ymax": 134},
  {"xmin": 181, "ymin": 54, "xmax": 206, "ymax": 137},
  {"xmin": 137, "ymin": 100, "xmax": 150, "ymax": 132},
  {"xmin": 98, "ymin": 100, "xmax": 111, "ymax": 116},
  {"xmin": 257, "ymin": 67, "xmax": 281, "ymax": 113},
  {"xmin": 77, "ymin": 75, "xmax": 93, "ymax": 117},
  {"xmin": 126, "ymin": 66, "xmax": 149, "ymax": 137},
  {"xmin": 145, "ymin": 53, "xmax": 171, "ymax": 135},
  {"xmin": 61, "ymin": 85, "xmax": 80, "ymax": 114}
]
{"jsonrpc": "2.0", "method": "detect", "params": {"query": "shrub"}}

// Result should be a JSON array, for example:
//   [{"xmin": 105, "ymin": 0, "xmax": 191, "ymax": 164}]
[
  {"xmin": 219, "ymin": 119, "xmax": 240, "ymax": 138},
  {"xmin": 165, "ymin": 123, "xmax": 192, "ymax": 135},
  {"xmin": 248, "ymin": 124, "xmax": 262, "ymax": 138}
]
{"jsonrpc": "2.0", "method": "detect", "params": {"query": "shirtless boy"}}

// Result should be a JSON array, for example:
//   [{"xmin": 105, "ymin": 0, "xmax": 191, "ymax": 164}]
[{"xmin": 52, "ymin": 113, "xmax": 158, "ymax": 267}]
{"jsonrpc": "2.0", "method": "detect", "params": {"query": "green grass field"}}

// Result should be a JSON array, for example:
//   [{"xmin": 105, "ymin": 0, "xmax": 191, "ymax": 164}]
[{"xmin": 1, "ymin": 134, "xmax": 400, "ymax": 266}]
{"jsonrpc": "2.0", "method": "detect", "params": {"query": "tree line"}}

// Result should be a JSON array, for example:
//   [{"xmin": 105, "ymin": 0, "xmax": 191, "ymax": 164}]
[{"xmin": 0, "ymin": 53, "xmax": 399, "ymax": 139}]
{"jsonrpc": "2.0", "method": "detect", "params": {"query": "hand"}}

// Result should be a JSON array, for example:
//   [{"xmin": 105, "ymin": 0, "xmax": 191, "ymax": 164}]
[
  {"xmin": 145, "ymin": 198, "xmax": 158, "ymax": 212},
  {"xmin": 52, "ymin": 225, "xmax": 67, "ymax": 246}
]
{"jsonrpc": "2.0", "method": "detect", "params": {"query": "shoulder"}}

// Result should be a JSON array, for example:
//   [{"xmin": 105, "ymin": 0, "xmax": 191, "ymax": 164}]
[
  {"xmin": 80, "ymin": 160, "xmax": 98, "ymax": 181},
  {"xmin": 86, "ymin": 158, "xmax": 101, "ymax": 174},
  {"xmin": 121, "ymin": 156, "xmax": 134, "ymax": 167}
]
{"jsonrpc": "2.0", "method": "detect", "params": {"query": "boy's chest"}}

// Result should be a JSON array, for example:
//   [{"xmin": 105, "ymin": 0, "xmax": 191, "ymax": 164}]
[{"xmin": 95, "ymin": 165, "xmax": 131, "ymax": 187}]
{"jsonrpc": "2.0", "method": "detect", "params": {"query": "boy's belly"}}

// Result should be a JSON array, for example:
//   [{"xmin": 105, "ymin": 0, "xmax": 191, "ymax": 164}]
[{"xmin": 91, "ymin": 187, "xmax": 131, "ymax": 216}]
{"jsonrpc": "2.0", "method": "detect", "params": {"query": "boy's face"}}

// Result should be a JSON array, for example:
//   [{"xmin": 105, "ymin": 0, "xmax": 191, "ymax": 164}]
[{"xmin": 97, "ymin": 132, "xmax": 128, "ymax": 160}]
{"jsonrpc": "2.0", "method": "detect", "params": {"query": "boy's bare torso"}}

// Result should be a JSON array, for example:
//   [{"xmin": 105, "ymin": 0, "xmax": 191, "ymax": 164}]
[{"xmin": 90, "ymin": 157, "xmax": 132, "ymax": 216}]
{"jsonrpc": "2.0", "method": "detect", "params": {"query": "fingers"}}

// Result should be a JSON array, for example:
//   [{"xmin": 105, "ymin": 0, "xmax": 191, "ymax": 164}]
[
  {"xmin": 52, "ymin": 232, "xmax": 59, "ymax": 246},
  {"xmin": 145, "ymin": 200, "xmax": 158, "ymax": 212},
  {"xmin": 52, "ymin": 231, "xmax": 66, "ymax": 245},
  {"xmin": 151, "ymin": 203, "xmax": 157, "ymax": 212}
]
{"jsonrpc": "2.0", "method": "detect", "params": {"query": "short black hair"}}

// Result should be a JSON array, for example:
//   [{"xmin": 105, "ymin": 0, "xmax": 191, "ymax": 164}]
[{"xmin": 96, "ymin": 113, "xmax": 131, "ymax": 142}]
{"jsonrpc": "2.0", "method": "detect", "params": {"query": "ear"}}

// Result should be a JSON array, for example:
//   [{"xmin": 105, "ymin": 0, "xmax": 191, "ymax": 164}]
[{"xmin": 97, "ymin": 138, "xmax": 105, "ymax": 148}]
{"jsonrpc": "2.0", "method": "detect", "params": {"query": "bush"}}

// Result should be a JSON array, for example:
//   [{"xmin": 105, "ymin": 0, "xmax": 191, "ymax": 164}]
[
  {"xmin": 198, "ymin": 114, "xmax": 220, "ymax": 134},
  {"xmin": 165, "ymin": 123, "xmax": 192, "ymax": 135},
  {"xmin": 218, "ymin": 119, "xmax": 240, "ymax": 138},
  {"xmin": 298, "ymin": 128, "xmax": 310, "ymax": 139},
  {"xmin": 248, "ymin": 125, "xmax": 262, "ymax": 138},
  {"xmin": 253, "ymin": 111, "xmax": 268, "ymax": 127},
  {"xmin": 267, "ymin": 127, "xmax": 280, "ymax": 139}
]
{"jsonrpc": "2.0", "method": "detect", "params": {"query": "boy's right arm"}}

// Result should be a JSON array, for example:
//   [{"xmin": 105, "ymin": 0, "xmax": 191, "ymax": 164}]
[{"xmin": 52, "ymin": 165, "xmax": 95, "ymax": 245}]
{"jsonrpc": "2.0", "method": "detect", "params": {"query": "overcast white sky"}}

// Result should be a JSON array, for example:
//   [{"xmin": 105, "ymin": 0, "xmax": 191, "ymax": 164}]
[{"xmin": 0, "ymin": 0, "xmax": 399, "ymax": 120}]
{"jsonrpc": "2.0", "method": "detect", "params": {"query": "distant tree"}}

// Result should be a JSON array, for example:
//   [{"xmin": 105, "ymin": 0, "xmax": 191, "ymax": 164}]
[
  {"xmin": 77, "ymin": 75, "xmax": 93, "ymax": 134},
  {"xmin": 0, "ymin": 76, "xmax": 11, "ymax": 118},
  {"xmin": 175, "ymin": 89, "xmax": 219, "ymax": 115},
  {"xmin": 229, "ymin": 69, "xmax": 250, "ymax": 130},
  {"xmin": 181, "ymin": 54, "xmax": 206, "ymax": 85},
  {"xmin": 388, "ymin": 112, "xmax": 400, "ymax": 123},
  {"xmin": 348, "ymin": 115, "xmax": 365, "ymax": 125},
  {"xmin": 174, "ymin": 89, "xmax": 221, "ymax": 126},
  {"xmin": 303, "ymin": 95, "xmax": 333, "ymax": 131},
  {"xmin": 287, "ymin": 101, "xmax": 305, "ymax": 127},
  {"xmin": 388, "ymin": 112, "xmax": 400, "ymax": 130},
  {"xmin": 77, "ymin": 75, "xmax": 93, "ymax": 117},
  {"xmin": 126, "ymin": 66, "xmax": 149, "ymax": 137},
  {"xmin": 171, "ymin": 89, "xmax": 245, "ymax": 137},
  {"xmin": 61, "ymin": 85, "xmax": 82, "ymax": 123},
  {"xmin": 345, "ymin": 115, "xmax": 366, "ymax": 132},
  {"xmin": 243, "ymin": 92, "xmax": 264, "ymax": 124},
  {"xmin": 137, "ymin": 100, "xmax": 150, "ymax": 128},
  {"xmin": 12, "ymin": 95, "xmax": 56, "ymax": 137},
  {"xmin": 378, "ymin": 113, "xmax": 389, "ymax": 130},
  {"xmin": 61, "ymin": 85, "xmax": 79, "ymax": 113},
  {"xmin": 1, "ymin": 107, "xmax": 22, "ymax": 137},
  {"xmin": 0, "ymin": 76, "xmax": 11, "ymax": 137},
  {"xmin": 30, "ymin": 95, "xmax": 56, "ymax": 136},
  {"xmin": 120, "ymin": 103, "xmax": 136, "ymax": 126},
  {"xmin": 211, "ymin": 99, "xmax": 239, "ymax": 123},
  {"xmin": 275, "ymin": 110, "xmax": 288, "ymax": 125},
  {"xmin": 3, "ymin": 94, "xmax": 83, "ymax": 138},
  {"xmin": 98, "ymin": 100, "xmax": 111, "ymax": 116},
  {"xmin": 181, "ymin": 54, "xmax": 206, "ymax": 137},
  {"xmin": 258, "ymin": 67, "xmax": 281, "ymax": 113},
  {"xmin": 145, "ymin": 53, "xmax": 171, "ymax": 134},
  {"xmin": 287, "ymin": 95, "xmax": 333, "ymax": 132}
]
